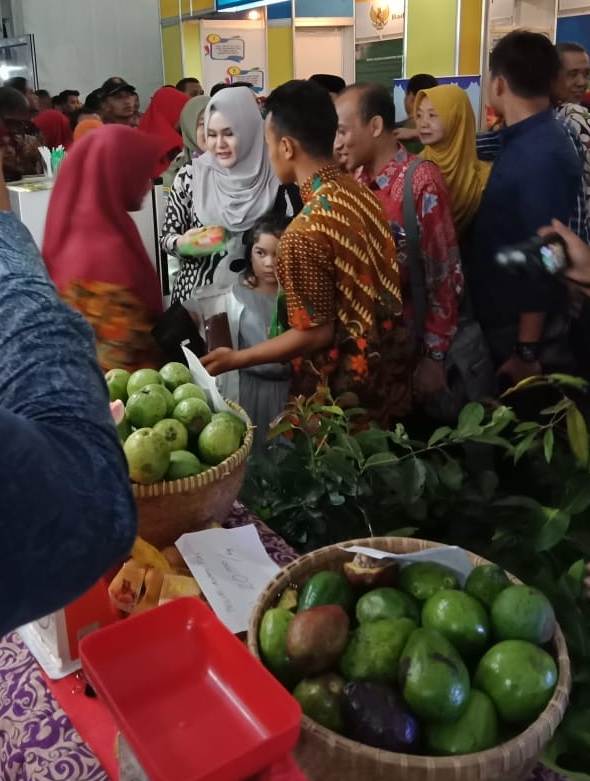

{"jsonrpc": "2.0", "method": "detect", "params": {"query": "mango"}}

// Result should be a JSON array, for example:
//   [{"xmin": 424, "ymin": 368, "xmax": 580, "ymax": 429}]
[{"xmin": 286, "ymin": 604, "xmax": 349, "ymax": 675}]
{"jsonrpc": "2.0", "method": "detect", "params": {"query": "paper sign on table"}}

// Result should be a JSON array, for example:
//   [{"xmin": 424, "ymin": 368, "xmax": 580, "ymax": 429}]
[
  {"xmin": 181, "ymin": 344, "xmax": 249, "ymax": 424},
  {"xmin": 176, "ymin": 525, "xmax": 279, "ymax": 633},
  {"xmin": 341, "ymin": 544, "xmax": 473, "ymax": 585}
]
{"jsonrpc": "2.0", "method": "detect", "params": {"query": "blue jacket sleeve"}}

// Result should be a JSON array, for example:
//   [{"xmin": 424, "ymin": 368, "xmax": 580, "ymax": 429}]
[{"xmin": 0, "ymin": 212, "xmax": 136, "ymax": 634}]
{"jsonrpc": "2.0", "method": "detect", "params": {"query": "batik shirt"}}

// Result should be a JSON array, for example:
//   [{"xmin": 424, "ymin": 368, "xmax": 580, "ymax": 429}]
[
  {"xmin": 557, "ymin": 103, "xmax": 590, "ymax": 218},
  {"xmin": 357, "ymin": 145, "xmax": 463, "ymax": 354},
  {"xmin": 276, "ymin": 166, "xmax": 412, "ymax": 424}
]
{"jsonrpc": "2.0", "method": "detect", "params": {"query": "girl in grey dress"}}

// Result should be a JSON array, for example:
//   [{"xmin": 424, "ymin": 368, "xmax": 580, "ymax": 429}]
[{"xmin": 233, "ymin": 215, "xmax": 291, "ymax": 454}]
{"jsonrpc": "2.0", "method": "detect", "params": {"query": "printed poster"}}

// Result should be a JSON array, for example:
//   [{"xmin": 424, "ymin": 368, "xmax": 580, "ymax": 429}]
[{"xmin": 201, "ymin": 20, "xmax": 267, "ymax": 95}]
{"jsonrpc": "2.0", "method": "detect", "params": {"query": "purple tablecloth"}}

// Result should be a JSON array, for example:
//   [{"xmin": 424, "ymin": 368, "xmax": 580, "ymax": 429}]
[{"xmin": 0, "ymin": 504, "xmax": 567, "ymax": 781}]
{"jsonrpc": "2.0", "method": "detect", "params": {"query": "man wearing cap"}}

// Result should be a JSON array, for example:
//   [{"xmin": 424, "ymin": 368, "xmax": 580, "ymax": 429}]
[{"xmin": 100, "ymin": 79, "xmax": 137, "ymax": 126}]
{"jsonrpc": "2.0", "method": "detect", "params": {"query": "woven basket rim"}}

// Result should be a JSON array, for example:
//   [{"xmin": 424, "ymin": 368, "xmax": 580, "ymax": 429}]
[
  {"xmin": 131, "ymin": 400, "xmax": 253, "ymax": 497},
  {"xmin": 247, "ymin": 536, "xmax": 571, "ymax": 769}
]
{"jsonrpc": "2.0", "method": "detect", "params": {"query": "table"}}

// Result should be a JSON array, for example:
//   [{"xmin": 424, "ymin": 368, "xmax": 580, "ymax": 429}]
[{"xmin": 0, "ymin": 504, "xmax": 567, "ymax": 781}]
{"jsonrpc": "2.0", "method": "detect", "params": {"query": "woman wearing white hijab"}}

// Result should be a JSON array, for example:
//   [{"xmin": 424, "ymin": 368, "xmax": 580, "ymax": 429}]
[{"xmin": 160, "ymin": 86, "xmax": 296, "ymax": 303}]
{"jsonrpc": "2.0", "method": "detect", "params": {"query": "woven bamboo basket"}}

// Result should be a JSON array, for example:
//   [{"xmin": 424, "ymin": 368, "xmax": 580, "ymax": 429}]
[
  {"xmin": 132, "ymin": 403, "xmax": 253, "ymax": 549},
  {"xmin": 247, "ymin": 536, "xmax": 571, "ymax": 781}
]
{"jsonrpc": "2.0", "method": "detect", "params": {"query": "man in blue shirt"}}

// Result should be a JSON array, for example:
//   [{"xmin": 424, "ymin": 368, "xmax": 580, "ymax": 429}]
[
  {"xmin": 0, "ymin": 153, "xmax": 136, "ymax": 635},
  {"xmin": 469, "ymin": 31, "xmax": 581, "ymax": 385}
]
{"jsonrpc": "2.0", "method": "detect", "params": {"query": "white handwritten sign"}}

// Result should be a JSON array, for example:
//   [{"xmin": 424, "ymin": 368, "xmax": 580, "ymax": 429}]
[{"xmin": 176, "ymin": 525, "xmax": 279, "ymax": 633}]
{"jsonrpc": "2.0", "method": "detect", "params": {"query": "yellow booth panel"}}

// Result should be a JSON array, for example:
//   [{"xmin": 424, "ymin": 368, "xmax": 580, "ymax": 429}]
[
  {"xmin": 406, "ymin": 0, "xmax": 457, "ymax": 77},
  {"xmin": 162, "ymin": 24, "xmax": 183, "ymax": 85},
  {"xmin": 268, "ymin": 26, "xmax": 293, "ymax": 90},
  {"xmin": 160, "ymin": 0, "xmax": 179, "ymax": 20},
  {"xmin": 459, "ymin": 0, "xmax": 483, "ymax": 75},
  {"xmin": 182, "ymin": 21, "xmax": 202, "ymax": 81}
]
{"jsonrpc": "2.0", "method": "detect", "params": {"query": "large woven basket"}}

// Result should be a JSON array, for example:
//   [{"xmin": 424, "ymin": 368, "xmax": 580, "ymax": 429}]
[
  {"xmin": 247, "ymin": 536, "xmax": 571, "ymax": 781},
  {"xmin": 132, "ymin": 403, "xmax": 253, "ymax": 549}
]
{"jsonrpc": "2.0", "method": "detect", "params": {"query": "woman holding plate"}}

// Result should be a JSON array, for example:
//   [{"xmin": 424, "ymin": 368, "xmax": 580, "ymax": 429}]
[{"xmin": 160, "ymin": 86, "xmax": 299, "ymax": 304}]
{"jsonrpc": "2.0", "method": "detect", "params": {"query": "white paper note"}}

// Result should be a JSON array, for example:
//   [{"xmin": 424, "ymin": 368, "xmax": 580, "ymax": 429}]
[
  {"xmin": 341, "ymin": 544, "xmax": 474, "ymax": 585},
  {"xmin": 176, "ymin": 525, "xmax": 280, "ymax": 633},
  {"xmin": 181, "ymin": 344, "xmax": 249, "ymax": 424}
]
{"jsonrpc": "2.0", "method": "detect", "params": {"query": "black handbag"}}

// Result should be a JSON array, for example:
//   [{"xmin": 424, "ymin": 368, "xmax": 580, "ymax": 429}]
[{"xmin": 151, "ymin": 302, "xmax": 207, "ymax": 364}]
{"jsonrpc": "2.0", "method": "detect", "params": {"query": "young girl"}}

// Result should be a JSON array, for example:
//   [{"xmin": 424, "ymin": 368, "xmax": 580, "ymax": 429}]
[
  {"xmin": 232, "ymin": 214, "xmax": 291, "ymax": 454},
  {"xmin": 415, "ymin": 85, "xmax": 491, "ymax": 235}
]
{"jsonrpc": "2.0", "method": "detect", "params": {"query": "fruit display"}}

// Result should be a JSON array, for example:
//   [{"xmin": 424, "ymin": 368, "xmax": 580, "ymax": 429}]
[
  {"xmin": 257, "ymin": 552, "xmax": 561, "ymax": 758},
  {"xmin": 105, "ymin": 363, "xmax": 247, "ymax": 485}
]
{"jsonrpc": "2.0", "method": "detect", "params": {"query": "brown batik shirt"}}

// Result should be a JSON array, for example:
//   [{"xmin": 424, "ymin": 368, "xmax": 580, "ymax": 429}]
[{"xmin": 276, "ymin": 165, "xmax": 412, "ymax": 425}]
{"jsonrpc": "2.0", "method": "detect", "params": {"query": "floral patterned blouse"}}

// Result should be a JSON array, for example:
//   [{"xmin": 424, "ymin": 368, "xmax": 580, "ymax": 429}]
[
  {"xmin": 358, "ymin": 145, "xmax": 463, "ymax": 355},
  {"xmin": 276, "ymin": 166, "xmax": 412, "ymax": 424},
  {"xmin": 61, "ymin": 281, "xmax": 161, "ymax": 373}
]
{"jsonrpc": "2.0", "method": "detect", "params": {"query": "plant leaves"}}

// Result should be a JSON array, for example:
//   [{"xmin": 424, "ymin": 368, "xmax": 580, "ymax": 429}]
[
  {"xmin": 364, "ymin": 452, "xmax": 399, "ymax": 470},
  {"xmin": 428, "ymin": 426, "xmax": 452, "ymax": 447},
  {"xmin": 470, "ymin": 434, "xmax": 514, "ymax": 451},
  {"xmin": 514, "ymin": 431, "xmax": 538, "ymax": 463},
  {"xmin": 533, "ymin": 506, "xmax": 570, "ymax": 552},
  {"xmin": 484, "ymin": 405, "xmax": 516, "ymax": 435},
  {"xmin": 319, "ymin": 405, "xmax": 344, "ymax": 416},
  {"xmin": 567, "ymin": 406, "xmax": 589, "ymax": 467},
  {"xmin": 515, "ymin": 422, "xmax": 540, "ymax": 433},
  {"xmin": 439, "ymin": 457, "xmax": 463, "ymax": 491},
  {"xmin": 565, "ymin": 473, "xmax": 590, "ymax": 515},
  {"xmin": 548, "ymin": 373, "xmax": 589, "ymax": 390},
  {"xmin": 540, "ymin": 398, "xmax": 573, "ymax": 416},
  {"xmin": 268, "ymin": 419, "xmax": 295, "ymax": 440},
  {"xmin": 456, "ymin": 402, "xmax": 485, "ymax": 436},
  {"xmin": 398, "ymin": 458, "xmax": 427, "ymax": 503},
  {"xmin": 501, "ymin": 374, "xmax": 545, "ymax": 397},
  {"xmin": 354, "ymin": 428, "xmax": 390, "ymax": 457},
  {"xmin": 544, "ymin": 428, "xmax": 555, "ymax": 463}
]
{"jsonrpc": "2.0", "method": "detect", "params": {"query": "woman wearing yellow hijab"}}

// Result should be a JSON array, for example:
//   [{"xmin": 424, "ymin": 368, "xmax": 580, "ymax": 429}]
[{"xmin": 415, "ymin": 85, "xmax": 491, "ymax": 234}]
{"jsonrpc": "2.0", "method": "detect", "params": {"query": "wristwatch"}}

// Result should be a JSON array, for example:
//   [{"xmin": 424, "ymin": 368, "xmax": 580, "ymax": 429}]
[
  {"xmin": 514, "ymin": 342, "xmax": 540, "ymax": 363},
  {"xmin": 426, "ymin": 349, "xmax": 446, "ymax": 362}
]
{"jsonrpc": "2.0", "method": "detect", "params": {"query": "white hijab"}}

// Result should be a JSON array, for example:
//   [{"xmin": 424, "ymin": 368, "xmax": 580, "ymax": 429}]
[{"xmin": 193, "ymin": 87, "xmax": 280, "ymax": 232}]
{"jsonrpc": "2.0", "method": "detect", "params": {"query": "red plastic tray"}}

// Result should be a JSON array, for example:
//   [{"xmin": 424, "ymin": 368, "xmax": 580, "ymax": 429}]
[{"xmin": 80, "ymin": 598, "xmax": 301, "ymax": 781}]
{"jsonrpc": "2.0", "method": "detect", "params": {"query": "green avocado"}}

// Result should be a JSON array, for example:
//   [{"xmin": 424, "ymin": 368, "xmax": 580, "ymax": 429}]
[
  {"xmin": 398, "ymin": 562, "xmax": 459, "ymax": 601},
  {"xmin": 356, "ymin": 587, "xmax": 420, "ymax": 624},
  {"xmin": 398, "ymin": 628, "xmax": 470, "ymax": 723},
  {"xmin": 426, "ymin": 689, "xmax": 499, "ymax": 755},
  {"xmin": 340, "ymin": 617, "xmax": 416, "ymax": 684},
  {"xmin": 259, "ymin": 607, "xmax": 299, "ymax": 688},
  {"xmin": 293, "ymin": 673, "xmax": 345, "ymax": 733},
  {"xmin": 298, "ymin": 570, "xmax": 354, "ymax": 614}
]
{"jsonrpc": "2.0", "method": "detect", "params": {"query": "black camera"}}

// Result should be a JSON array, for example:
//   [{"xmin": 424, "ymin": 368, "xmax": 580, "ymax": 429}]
[{"xmin": 495, "ymin": 234, "xmax": 569, "ymax": 278}]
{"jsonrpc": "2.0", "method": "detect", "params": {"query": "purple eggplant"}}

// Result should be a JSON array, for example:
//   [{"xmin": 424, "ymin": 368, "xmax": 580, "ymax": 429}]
[{"xmin": 343, "ymin": 681, "xmax": 420, "ymax": 752}]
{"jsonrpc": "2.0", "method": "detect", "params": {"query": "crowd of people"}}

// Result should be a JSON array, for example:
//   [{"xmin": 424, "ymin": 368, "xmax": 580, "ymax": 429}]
[
  {"xmin": 4, "ymin": 32, "xmax": 590, "ymax": 429},
  {"xmin": 4, "ymin": 30, "xmax": 590, "ymax": 628}
]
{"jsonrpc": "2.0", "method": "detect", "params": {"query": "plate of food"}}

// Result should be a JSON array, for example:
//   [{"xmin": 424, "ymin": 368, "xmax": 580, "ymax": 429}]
[{"xmin": 178, "ymin": 226, "xmax": 227, "ymax": 257}]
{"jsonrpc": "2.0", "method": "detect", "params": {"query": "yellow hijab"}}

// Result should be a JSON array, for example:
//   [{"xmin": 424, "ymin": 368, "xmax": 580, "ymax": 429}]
[{"xmin": 415, "ymin": 85, "xmax": 491, "ymax": 234}]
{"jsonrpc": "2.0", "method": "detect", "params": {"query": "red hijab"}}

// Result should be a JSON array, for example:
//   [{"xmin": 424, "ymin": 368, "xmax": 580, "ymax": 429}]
[
  {"xmin": 43, "ymin": 125, "xmax": 167, "ymax": 315},
  {"xmin": 138, "ymin": 87, "xmax": 189, "ymax": 176},
  {"xmin": 32, "ymin": 109, "xmax": 73, "ymax": 149}
]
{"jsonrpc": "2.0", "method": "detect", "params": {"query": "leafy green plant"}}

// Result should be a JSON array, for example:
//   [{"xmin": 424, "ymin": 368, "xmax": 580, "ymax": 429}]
[{"xmin": 241, "ymin": 374, "xmax": 590, "ymax": 778}]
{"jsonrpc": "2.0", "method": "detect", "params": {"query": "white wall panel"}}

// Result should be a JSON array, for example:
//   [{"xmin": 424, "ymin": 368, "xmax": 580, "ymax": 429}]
[{"xmin": 20, "ymin": 0, "xmax": 163, "ymax": 107}]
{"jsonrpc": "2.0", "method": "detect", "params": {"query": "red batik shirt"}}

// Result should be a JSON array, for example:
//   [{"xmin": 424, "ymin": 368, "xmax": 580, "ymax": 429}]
[{"xmin": 358, "ymin": 145, "xmax": 463, "ymax": 354}]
